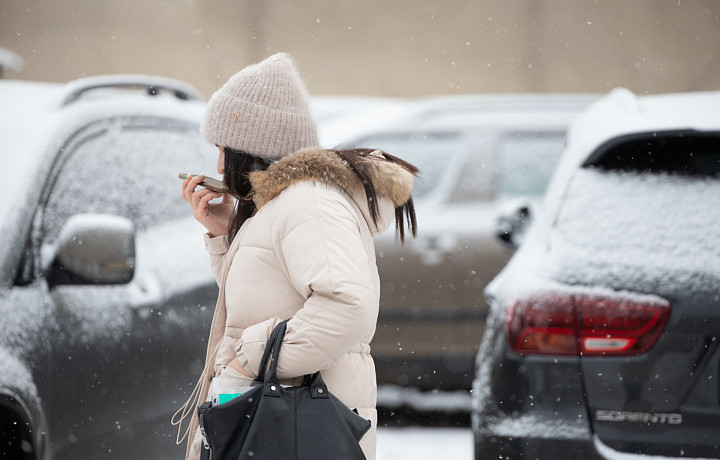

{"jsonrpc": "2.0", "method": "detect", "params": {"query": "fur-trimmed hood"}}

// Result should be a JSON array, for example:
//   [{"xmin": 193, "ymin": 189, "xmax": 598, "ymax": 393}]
[{"xmin": 248, "ymin": 147, "xmax": 415, "ymax": 235}]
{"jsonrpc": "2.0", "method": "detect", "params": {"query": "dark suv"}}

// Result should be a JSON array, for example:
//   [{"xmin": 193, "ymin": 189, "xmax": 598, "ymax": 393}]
[
  {"xmin": 472, "ymin": 88, "xmax": 720, "ymax": 459},
  {"xmin": 0, "ymin": 75, "xmax": 218, "ymax": 459}
]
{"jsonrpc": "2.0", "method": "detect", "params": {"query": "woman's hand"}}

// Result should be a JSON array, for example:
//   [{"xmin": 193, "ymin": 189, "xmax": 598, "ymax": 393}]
[
  {"xmin": 228, "ymin": 358, "xmax": 252, "ymax": 377},
  {"xmin": 181, "ymin": 174, "xmax": 234, "ymax": 237}
]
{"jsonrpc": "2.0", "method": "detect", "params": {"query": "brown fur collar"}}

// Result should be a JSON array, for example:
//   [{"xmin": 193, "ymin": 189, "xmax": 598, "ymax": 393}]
[{"xmin": 248, "ymin": 147, "xmax": 414, "ymax": 210}]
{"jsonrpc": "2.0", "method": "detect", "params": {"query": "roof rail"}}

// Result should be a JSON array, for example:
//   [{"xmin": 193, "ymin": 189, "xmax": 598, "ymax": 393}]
[{"xmin": 60, "ymin": 74, "xmax": 204, "ymax": 107}]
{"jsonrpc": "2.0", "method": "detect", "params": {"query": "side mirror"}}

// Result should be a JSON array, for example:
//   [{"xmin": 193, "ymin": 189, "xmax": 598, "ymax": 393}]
[
  {"xmin": 495, "ymin": 204, "xmax": 532, "ymax": 251},
  {"xmin": 45, "ymin": 214, "xmax": 136, "ymax": 287}
]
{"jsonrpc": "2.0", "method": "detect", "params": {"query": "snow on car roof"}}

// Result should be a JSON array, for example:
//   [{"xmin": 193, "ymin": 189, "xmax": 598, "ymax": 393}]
[
  {"xmin": 565, "ymin": 88, "xmax": 720, "ymax": 169},
  {"xmin": 59, "ymin": 73, "xmax": 204, "ymax": 107},
  {"xmin": 318, "ymin": 93, "xmax": 596, "ymax": 149},
  {"xmin": 316, "ymin": 97, "xmax": 408, "ymax": 148},
  {"xmin": 310, "ymin": 95, "xmax": 395, "ymax": 124},
  {"xmin": 1, "ymin": 77, "xmax": 204, "ymax": 201}
]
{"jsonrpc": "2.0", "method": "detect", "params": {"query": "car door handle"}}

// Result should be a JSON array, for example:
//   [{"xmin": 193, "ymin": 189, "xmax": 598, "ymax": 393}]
[
  {"xmin": 413, "ymin": 235, "xmax": 458, "ymax": 266},
  {"xmin": 129, "ymin": 275, "xmax": 163, "ymax": 319}
]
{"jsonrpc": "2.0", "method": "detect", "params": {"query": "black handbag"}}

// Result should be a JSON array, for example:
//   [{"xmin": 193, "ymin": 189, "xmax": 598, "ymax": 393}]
[{"xmin": 197, "ymin": 320, "xmax": 371, "ymax": 460}]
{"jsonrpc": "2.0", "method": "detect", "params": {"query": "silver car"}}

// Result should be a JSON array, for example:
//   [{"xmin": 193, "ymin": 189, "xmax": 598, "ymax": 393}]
[{"xmin": 318, "ymin": 95, "xmax": 596, "ymax": 392}]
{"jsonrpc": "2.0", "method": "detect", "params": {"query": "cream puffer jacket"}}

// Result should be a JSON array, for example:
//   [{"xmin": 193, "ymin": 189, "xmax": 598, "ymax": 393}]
[{"xmin": 180, "ymin": 147, "xmax": 414, "ymax": 460}]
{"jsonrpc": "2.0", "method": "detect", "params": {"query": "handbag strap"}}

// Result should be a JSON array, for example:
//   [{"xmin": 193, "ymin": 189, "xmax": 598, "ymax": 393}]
[
  {"xmin": 253, "ymin": 319, "xmax": 288, "ymax": 384},
  {"xmin": 255, "ymin": 319, "xmax": 330, "ymax": 399}
]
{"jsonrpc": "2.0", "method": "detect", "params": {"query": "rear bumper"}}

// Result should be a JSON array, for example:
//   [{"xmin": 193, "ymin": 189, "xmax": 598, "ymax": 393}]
[
  {"xmin": 475, "ymin": 421, "xmax": 720, "ymax": 460},
  {"xmin": 472, "ymin": 319, "xmax": 596, "ymax": 459},
  {"xmin": 474, "ymin": 432, "xmax": 603, "ymax": 460}
]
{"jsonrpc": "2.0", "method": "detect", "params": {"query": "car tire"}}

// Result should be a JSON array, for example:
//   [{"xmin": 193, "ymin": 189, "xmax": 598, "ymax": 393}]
[{"xmin": 0, "ymin": 404, "xmax": 36, "ymax": 460}]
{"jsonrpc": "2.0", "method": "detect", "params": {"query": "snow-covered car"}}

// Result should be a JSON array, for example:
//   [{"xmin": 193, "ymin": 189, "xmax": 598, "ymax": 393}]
[
  {"xmin": 310, "ymin": 95, "xmax": 396, "ymax": 128},
  {"xmin": 0, "ymin": 75, "xmax": 219, "ymax": 459},
  {"xmin": 472, "ymin": 88, "xmax": 720, "ymax": 459},
  {"xmin": 320, "ymin": 94, "xmax": 596, "ymax": 392}
]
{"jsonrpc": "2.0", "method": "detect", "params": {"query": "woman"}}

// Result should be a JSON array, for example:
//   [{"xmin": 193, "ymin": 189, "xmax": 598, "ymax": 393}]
[{"xmin": 173, "ymin": 53, "xmax": 417, "ymax": 460}]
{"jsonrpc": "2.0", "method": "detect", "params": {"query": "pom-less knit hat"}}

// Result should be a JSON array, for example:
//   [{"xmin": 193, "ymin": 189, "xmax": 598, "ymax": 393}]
[{"xmin": 202, "ymin": 53, "xmax": 319, "ymax": 160}]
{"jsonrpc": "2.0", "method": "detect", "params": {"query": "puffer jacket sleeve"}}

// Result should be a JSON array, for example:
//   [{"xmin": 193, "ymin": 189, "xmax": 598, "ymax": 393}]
[
  {"xmin": 204, "ymin": 233, "xmax": 230, "ymax": 284},
  {"xmin": 236, "ymin": 183, "xmax": 377, "ymax": 379}
]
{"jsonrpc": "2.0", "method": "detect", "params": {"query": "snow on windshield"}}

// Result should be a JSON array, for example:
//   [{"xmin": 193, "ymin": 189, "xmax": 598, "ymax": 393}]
[{"xmin": 41, "ymin": 119, "xmax": 216, "ymax": 240}]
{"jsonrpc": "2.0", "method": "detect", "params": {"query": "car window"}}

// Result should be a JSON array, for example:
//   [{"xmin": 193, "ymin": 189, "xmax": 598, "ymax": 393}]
[
  {"xmin": 41, "ymin": 117, "xmax": 215, "ymax": 242},
  {"xmin": 355, "ymin": 131, "xmax": 492, "ymax": 203},
  {"xmin": 583, "ymin": 131, "xmax": 720, "ymax": 177},
  {"xmin": 552, "ymin": 167, "xmax": 720, "ymax": 288},
  {"xmin": 353, "ymin": 132, "xmax": 461, "ymax": 200},
  {"xmin": 447, "ymin": 145, "xmax": 493, "ymax": 204},
  {"xmin": 551, "ymin": 132, "xmax": 720, "ymax": 288},
  {"xmin": 495, "ymin": 131, "xmax": 566, "ymax": 199}
]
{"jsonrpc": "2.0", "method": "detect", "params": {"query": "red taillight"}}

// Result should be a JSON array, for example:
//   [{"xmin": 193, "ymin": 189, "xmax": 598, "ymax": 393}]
[{"xmin": 506, "ymin": 293, "xmax": 671, "ymax": 356}]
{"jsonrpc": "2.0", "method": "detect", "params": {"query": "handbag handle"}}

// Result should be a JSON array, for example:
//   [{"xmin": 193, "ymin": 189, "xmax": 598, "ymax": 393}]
[
  {"xmin": 253, "ymin": 319, "xmax": 288, "ymax": 384},
  {"xmin": 255, "ymin": 320, "xmax": 330, "ymax": 399},
  {"xmin": 263, "ymin": 320, "xmax": 288, "ymax": 385}
]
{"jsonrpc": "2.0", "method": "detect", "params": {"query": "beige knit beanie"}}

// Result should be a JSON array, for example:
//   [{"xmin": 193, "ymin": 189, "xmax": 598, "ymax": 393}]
[{"xmin": 202, "ymin": 53, "xmax": 319, "ymax": 160}]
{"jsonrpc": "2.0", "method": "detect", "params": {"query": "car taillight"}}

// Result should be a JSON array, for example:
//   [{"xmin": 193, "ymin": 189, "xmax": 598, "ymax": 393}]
[{"xmin": 506, "ymin": 293, "xmax": 671, "ymax": 356}]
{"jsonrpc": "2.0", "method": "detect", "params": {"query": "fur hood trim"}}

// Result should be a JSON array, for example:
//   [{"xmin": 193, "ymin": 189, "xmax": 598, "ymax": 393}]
[{"xmin": 248, "ymin": 147, "xmax": 414, "ymax": 211}]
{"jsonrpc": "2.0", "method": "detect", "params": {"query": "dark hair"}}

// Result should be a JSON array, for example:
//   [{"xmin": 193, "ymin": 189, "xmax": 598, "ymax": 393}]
[
  {"xmin": 332, "ymin": 148, "xmax": 418, "ymax": 244},
  {"xmin": 223, "ymin": 146, "xmax": 270, "ymax": 243},
  {"xmin": 222, "ymin": 147, "xmax": 419, "ymax": 244}
]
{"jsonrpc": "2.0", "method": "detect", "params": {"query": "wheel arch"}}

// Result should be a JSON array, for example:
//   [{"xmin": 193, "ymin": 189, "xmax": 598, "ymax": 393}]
[{"xmin": 0, "ymin": 350, "xmax": 48, "ymax": 460}]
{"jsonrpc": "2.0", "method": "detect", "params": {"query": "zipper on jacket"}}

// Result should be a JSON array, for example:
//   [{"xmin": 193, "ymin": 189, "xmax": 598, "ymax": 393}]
[
  {"xmin": 294, "ymin": 390, "xmax": 299, "ymax": 460},
  {"xmin": 198, "ymin": 402, "xmax": 213, "ymax": 460}
]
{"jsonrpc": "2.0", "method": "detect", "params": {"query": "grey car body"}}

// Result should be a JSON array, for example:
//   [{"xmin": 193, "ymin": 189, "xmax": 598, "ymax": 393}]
[
  {"xmin": 318, "ymin": 94, "xmax": 596, "ymax": 392},
  {"xmin": 0, "ymin": 76, "xmax": 218, "ymax": 459}
]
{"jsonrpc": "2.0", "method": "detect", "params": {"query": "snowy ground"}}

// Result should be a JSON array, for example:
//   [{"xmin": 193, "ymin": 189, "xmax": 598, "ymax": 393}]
[{"xmin": 377, "ymin": 427, "xmax": 473, "ymax": 460}]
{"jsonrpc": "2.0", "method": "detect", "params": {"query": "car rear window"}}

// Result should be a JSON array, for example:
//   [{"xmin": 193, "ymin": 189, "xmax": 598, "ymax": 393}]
[
  {"xmin": 546, "ymin": 131, "xmax": 720, "ymax": 293},
  {"xmin": 583, "ymin": 131, "xmax": 720, "ymax": 177}
]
